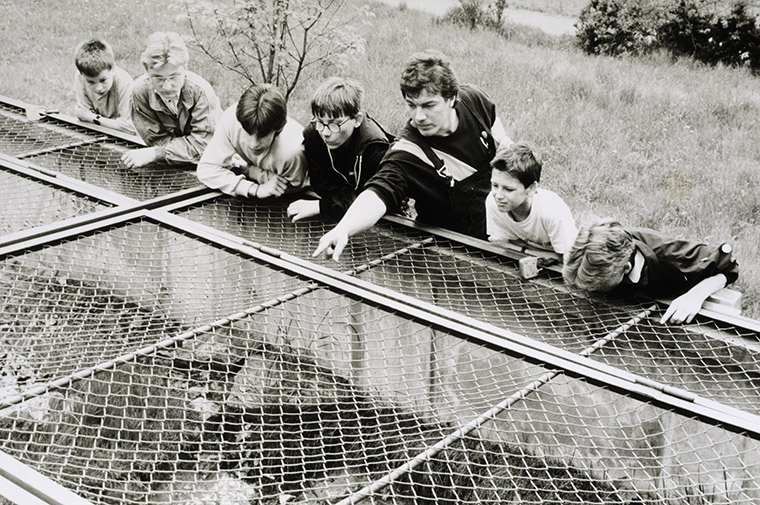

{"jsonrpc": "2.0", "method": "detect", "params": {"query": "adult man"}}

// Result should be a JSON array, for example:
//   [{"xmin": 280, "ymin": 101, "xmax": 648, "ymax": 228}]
[{"xmin": 314, "ymin": 49, "xmax": 511, "ymax": 260}]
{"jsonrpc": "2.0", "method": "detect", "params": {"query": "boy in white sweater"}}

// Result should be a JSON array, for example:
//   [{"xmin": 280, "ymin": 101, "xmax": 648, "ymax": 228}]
[{"xmin": 197, "ymin": 84, "xmax": 307, "ymax": 199}]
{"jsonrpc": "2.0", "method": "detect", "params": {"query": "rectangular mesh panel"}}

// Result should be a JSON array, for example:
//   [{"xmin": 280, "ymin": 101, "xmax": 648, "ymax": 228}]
[
  {"xmin": 178, "ymin": 197, "xmax": 760, "ymax": 417},
  {"xmin": 25, "ymin": 140, "xmax": 202, "ymax": 200},
  {"xmin": 0, "ymin": 167, "xmax": 110, "ymax": 236},
  {"xmin": 0, "ymin": 113, "xmax": 758, "ymax": 505},
  {"xmin": 0, "ymin": 114, "xmax": 88, "ymax": 156},
  {"xmin": 0, "ymin": 218, "xmax": 311, "ymax": 394},
  {"xmin": 1, "ymin": 283, "xmax": 757, "ymax": 504}
]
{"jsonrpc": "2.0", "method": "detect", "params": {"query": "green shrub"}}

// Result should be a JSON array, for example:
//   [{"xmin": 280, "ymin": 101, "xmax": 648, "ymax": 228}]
[
  {"xmin": 576, "ymin": 0, "xmax": 664, "ymax": 56},
  {"xmin": 660, "ymin": 1, "xmax": 760, "ymax": 72},
  {"xmin": 577, "ymin": 0, "xmax": 760, "ymax": 73},
  {"xmin": 437, "ymin": 0, "xmax": 508, "ymax": 31}
]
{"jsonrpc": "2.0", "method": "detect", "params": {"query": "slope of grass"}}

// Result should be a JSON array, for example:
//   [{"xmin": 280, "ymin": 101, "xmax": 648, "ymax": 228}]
[{"xmin": 0, "ymin": 0, "xmax": 757, "ymax": 319}]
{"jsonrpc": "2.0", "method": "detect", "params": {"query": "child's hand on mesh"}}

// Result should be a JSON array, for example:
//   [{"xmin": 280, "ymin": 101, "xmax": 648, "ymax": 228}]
[
  {"xmin": 256, "ymin": 175, "xmax": 288, "ymax": 199},
  {"xmin": 287, "ymin": 200, "xmax": 320, "ymax": 222}
]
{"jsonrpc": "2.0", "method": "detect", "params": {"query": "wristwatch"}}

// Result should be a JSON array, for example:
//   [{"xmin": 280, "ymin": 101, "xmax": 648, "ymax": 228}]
[{"xmin": 93, "ymin": 114, "xmax": 101, "ymax": 125}]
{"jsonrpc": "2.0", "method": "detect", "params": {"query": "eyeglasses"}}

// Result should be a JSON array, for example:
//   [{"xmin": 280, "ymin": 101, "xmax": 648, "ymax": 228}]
[
  {"xmin": 149, "ymin": 73, "xmax": 184, "ymax": 85},
  {"xmin": 311, "ymin": 117, "xmax": 352, "ymax": 134}
]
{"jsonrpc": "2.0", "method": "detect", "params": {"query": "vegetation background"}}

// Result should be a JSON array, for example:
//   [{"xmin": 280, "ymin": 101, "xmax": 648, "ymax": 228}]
[{"xmin": 0, "ymin": 0, "xmax": 758, "ymax": 319}]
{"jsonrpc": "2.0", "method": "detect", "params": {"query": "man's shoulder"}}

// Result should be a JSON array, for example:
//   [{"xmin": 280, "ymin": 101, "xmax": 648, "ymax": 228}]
[
  {"xmin": 386, "ymin": 137, "xmax": 435, "ymax": 167},
  {"xmin": 458, "ymin": 84, "xmax": 493, "ymax": 107}
]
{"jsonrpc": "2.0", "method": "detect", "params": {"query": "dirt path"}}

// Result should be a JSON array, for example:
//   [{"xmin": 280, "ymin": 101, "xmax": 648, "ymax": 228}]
[{"xmin": 369, "ymin": 0, "xmax": 577, "ymax": 36}]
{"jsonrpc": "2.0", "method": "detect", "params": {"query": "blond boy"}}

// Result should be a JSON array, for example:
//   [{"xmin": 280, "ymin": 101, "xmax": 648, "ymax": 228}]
[{"xmin": 122, "ymin": 32, "xmax": 221, "ymax": 168}]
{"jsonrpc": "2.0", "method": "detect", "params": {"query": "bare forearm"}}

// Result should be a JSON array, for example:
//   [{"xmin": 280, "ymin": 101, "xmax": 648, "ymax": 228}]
[
  {"xmin": 660, "ymin": 274, "xmax": 728, "ymax": 324},
  {"xmin": 313, "ymin": 190, "xmax": 388, "ymax": 261},
  {"xmin": 685, "ymin": 274, "xmax": 728, "ymax": 305},
  {"xmin": 334, "ymin": 190, "xmax": 387, "ymax": 237}
]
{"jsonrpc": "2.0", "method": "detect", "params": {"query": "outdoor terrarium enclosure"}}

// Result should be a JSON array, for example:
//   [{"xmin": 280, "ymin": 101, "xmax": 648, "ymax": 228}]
[{"xmin": 1, "ymin": 96, "xmax": 759, "ymax": 505}]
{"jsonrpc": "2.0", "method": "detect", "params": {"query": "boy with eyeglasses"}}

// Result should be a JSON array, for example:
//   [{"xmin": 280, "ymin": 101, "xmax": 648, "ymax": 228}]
[
  {"xmin": 287, "ymin": 77, "xmax": 394, "ymax": 221},
  {"xmin": 197, "ymin": 84, "xmax": 307, "ymax": 199},
  {"xmin": 122, "ymin": 31, "xmax": 221, "ymax": 169},
  {"xmin": 314, "ymin": 50, "xmax": 512, "ymax": 261}
]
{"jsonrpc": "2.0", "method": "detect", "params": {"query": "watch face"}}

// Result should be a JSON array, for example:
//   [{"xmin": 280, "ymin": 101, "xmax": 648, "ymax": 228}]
[{"xmin": 721, "ymin": 243, "xmax": 732, "ymax": 254}]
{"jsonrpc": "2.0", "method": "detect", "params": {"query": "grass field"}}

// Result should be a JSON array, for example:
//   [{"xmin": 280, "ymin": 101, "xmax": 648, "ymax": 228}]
[{"xmin": 0, "ymin": 0, "xmax": 758, "ymax": 320}]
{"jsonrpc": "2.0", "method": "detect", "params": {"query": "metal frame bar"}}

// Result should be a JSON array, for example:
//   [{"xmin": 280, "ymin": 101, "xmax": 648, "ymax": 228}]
[
  {"xmin": 0, "ymin": 152, "xmax": 135, "ymax": 205},
  {"xmin": 0, "ymin": 451, "xmax": 95, "ymax": 505},
  {"xmin": 0, "ymin": 94, "xmax": 144, "ymax": 146},
  {"xmin": 0, "ymin": 153, "xmax": 214, "ymax": 249},
  {"xmin": 15, "ymin": 136, "xmax": 111, "ymax": 159}
]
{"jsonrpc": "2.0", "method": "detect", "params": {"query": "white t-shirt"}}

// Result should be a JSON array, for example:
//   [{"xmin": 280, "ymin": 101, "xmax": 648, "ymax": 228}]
[{"xmin": 486, "ymin": 187, "xmax": 577, "ymax": 255}]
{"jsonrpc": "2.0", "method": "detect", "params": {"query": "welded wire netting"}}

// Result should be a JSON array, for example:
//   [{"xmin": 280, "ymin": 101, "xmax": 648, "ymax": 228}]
[
  {"xmin": 178, "ymin": 195, "xmax": 760, "ymax": 417},
  {"xmin": 1, "ymin": 275, "xmax": 758, "ymax": 504},
  {"xmin": 0, "ymin": 114, "xmax": 89, "ymax": 157},
  {"xmin": 1, "ymin": 103, "xmax": 759, "ymax": 505},
  {"xmin": 24, "ymin": 140, "xmax": 201, "ymax": 200},
  {"xmin": 0, "ymin": 108, "xmax": 202, "ymax": 200},
  {"xmin": 0, "ymin": 167, "xmax": 111, "ymax": 236}
]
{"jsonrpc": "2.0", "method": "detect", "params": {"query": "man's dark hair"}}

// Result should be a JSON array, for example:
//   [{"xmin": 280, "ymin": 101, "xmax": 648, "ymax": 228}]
[
  {"xmin": 236, "ymin": 84, "xmax": 287, "ymax": 137},
  {"xmin": 399, "ymin": 49, "xmax": 459, "ymax": 100}
]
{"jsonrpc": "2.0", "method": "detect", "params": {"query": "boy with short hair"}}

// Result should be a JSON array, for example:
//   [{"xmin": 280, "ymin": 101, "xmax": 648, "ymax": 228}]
[
  {"xmin": 196, "ymin": 84, "xmax": 307, "ymax": 199},
  {"xmin": 122, "ymin": 31, "xmax": 221, "ymax": 169},
  {"xmin": 563, "ymin": 218, "xmax": 739, "ymax": 324},
  {"xmin": 286, "ymin": 77, "xmax": 393, "ymax": 221},
  {"xmin": 486, "ymin": 141, "xmax": 577, "ymax": 255},
  {"xmin": 73, "ymin": 39, "xmax": 134, "ymax": 134}
]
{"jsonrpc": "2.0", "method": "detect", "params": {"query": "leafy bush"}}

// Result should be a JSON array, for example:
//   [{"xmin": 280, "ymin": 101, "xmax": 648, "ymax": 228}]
[
  {"xmin": 437, "ymin": 0, "xmax": 508, "ymax": 31},
  {"xmin": 575, "ymin": 0, "xmax": 665, "ymax": 56},
  {"xmin": 577, "ymin": 0, "xmax": 760, "ymax": 73},
  {"xmin": 660, "ymin": 1, "xmax": 760, "ymax": 71}
]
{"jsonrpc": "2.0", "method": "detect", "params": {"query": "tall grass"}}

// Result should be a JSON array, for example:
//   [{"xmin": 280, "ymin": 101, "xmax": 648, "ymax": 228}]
[{"xmin": 0, "ymin": 0, "xmax": 758, "ymax": 319}]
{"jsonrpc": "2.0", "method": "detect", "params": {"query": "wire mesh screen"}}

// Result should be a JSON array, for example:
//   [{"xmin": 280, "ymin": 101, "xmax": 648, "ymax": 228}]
[
  {"xmin": 0, "ymin": 108, "xmax": 202, "ymax": 200},
  {"xmin": 179, "ymin": 196, "xmax": 760, "ymax": 417},
  {"xmin": 0, "ymin": 167, "xmax": 111, "ymax": 235},
  {"xmin": 0, "ymin": 114, "xmax": 89, "ymax": 157},
  {"xmin": 25, "ymin": 140, "xmax": 202, "ymax": 200},
  {"xmin": 178, "ymin": 196, "xmax": 435, "ymax": 272},
  {"xmin": 1, "ymin": 100, "xmax": 759, "ymax": 505},
  {"xmin": 2, "ymin": 275, "xmax": 758, "ymax": 504}
]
